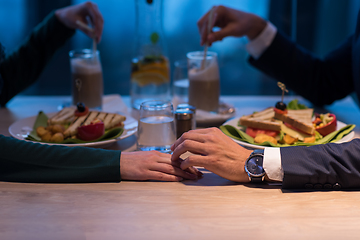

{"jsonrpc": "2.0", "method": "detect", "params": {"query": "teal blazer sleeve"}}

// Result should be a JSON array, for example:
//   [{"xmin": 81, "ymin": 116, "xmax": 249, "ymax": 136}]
[
  {"xmin": 0, "ymin": 135, "xmax": 121, "ymax": 183},
  {"xmin": 0, "ymin": 11, "xmax": 75, "ymax": 106}
]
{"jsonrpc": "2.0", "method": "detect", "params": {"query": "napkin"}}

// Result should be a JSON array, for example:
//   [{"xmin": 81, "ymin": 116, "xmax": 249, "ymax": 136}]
[
  {"xmin": 26, "ymin": 111, "xmax": 124, "ymax": 144},
  {"xmin": 196, "ymin": 109, "xmax": 235, "ymax": 122},
  {"xmin": 102, "ymin": 94, "xmax": 128, "ymax": 114},
  {"xmin": 220, "ymin": 124, "xmax": 356, "ymax": 147}
]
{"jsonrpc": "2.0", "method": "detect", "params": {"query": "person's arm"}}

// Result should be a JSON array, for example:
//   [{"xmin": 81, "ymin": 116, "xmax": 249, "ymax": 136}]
[
  {"xmin": 0, "ymin": 134, "xmax": 120, "ymax": 183},
  {"xmin": 248, "ymin": 30, "xmax": 354, "ymax": 107},
  {"xmin": 280, "ymin": 139, "xmax": 360, "ymax": 189},
  {"xmin": 245, "ymin": 22, "xmax": 277, "ymax": 59},
  {"xmin": 0, "ymin": 12, "xmax": 74, "ymax": 107},
  {"xmin": 171, "ymin": 128, "xmax": 360, "ymax": 190},
  {"xmin": 0, "ymin": 2, "xmax": 104, "ymax": 107},
  {"xmin": 0, "ymin": 134, "xmax": 201, "ymax": 183},
  {"xmin": 198, "ymin": 5, "xmax": 354, "ymax": 107}
]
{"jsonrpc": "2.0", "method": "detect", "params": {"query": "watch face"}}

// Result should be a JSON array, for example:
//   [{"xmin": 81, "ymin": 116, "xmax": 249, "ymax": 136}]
[{"xmin": 245, "ymin": 155, "xmax": 264, "ymax": 176}]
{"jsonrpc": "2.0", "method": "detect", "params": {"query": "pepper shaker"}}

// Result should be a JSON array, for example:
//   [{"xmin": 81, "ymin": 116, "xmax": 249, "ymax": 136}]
[
  {"xmin": 176, "ymin": 103, "xmax": 196, "ymax": 129},
  {"xmin": 175, "ymin": 109, "xmax": 195, "ymax": 139}
]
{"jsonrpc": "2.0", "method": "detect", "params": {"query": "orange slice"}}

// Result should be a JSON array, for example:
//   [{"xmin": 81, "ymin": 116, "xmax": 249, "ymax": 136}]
[{"xmin": 131, "ymin": 72, "xmax": 169, "ymax": 86}]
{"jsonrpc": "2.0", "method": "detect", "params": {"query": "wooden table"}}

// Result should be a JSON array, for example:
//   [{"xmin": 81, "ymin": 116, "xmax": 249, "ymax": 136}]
[{"xmin": 1, "ymin": 95, "xmax": 360, "ymax": 240}]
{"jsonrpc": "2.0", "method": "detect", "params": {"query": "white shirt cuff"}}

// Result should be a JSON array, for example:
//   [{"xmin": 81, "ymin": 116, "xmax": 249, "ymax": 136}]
[
  {"xmin": 246, "ymin": 22, "xmax": 277, "ymax": 59},
  {"xmin": 263, "ymin": 147, "xmax": 283, "ymax": 182}
]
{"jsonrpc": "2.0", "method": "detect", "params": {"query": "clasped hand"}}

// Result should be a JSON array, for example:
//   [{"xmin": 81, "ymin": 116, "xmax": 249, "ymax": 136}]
[{"xmin": 171, "ymin": 128, "xmax": 252, "ymax": 182}]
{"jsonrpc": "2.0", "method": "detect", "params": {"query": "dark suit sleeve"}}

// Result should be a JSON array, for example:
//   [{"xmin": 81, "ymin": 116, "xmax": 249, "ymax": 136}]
[
  {"xmin": 248, "ymin": 31, "xmax": 354, "ymax": 106},
  {"xmin": 281, "ymin": 139, "xmax": 360, "ymax": 189},
  {"xmin": 0, "ymin": 12, "xmax": 75, "ymax": 107},
  {"xmin": 0, "ymin": 135, "xmax": 121, "ymax": 183}
]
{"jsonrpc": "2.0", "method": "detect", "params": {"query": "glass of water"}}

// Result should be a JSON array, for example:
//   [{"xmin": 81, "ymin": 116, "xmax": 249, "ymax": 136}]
[
  {"xmin": 172, "ymin": 60, "xmax": 189, "ymax": 108},
  {"xmin": 137, "ymin": 100, "xmax": 176, "ymax": 153}
]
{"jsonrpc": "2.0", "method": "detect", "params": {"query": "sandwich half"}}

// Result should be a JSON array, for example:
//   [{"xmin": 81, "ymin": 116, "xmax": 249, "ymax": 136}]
[
  {"xmin": 239, "ymin": 107, "xmax": 282, "ymax": 132},
  {"xmin": 63, "ymin": 111, "xmax": 126, "ymax": 138},
  {"xmin": 274, "ymin": 108, "xmax": 315, "ymax": 135}
]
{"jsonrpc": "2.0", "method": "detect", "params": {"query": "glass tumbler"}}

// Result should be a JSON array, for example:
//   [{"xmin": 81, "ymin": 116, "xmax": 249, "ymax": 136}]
[
  {"xmin": 69, "ymin": 49, "xmax": 103, "ymax": 110},
  {"xmin": 187, "ymin": 51, "xmax": 220, "ymax": 113},
  {"xmin": 137, "ymin": 100, "xmax": 176, "ymax": 153},
  {"xmin": 172, "ymin": 60, "xmax": 189, "ymax": 108}
]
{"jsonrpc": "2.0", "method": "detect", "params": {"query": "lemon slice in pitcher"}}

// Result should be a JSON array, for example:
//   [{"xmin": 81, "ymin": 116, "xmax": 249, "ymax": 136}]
[{"xmin": 131, "ymin": 71, "xmax": 169, "ymax": 86}]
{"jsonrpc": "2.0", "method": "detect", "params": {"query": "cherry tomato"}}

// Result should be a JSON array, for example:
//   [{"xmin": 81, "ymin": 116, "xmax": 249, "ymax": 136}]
[
  {"xmin": 273, "ymin": 107, "xmax": 288, "ymax": 115},
  {"xmin": 245, "ymin": 127, "xmax": 279, "ymax": 138},
  {"xmin": 75, "ymin": 106, "xmax": 89, "ymax": 117},
  {"xmin": 77, "ymin": 121, "xmax": 105, "ymax": 141}
]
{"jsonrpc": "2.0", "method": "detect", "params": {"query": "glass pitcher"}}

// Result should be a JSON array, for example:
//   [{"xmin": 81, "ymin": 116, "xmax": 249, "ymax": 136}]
[{"xmin": 131, "ymin": 0, "xmax": 170, "ymax": 110}]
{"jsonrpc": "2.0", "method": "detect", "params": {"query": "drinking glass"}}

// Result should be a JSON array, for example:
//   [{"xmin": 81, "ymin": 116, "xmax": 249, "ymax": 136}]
[
  {"xmin": 137, "ymin": 100, "xmax": 176, "ymax": 153},
  {"xmin": 172, "ymin": 60, "xmax": 189, "ymax": 108},
  {"xmin": 187, "ymin": 51, "xmax": 220, "ymax": 113},
  {"xmin": 69, "ymin": 49, "xmax": 103, "ymax": 110}
]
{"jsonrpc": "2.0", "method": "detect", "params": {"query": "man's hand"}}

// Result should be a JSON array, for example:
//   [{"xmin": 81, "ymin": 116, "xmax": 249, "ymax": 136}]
[
  {"xmin": 198, "ymin": 5, "xmax": 267, "ymax": 46},
  {"xmin": 55, "ymin": 1, "xmax": 104, "ymax": 43},
  {"xmin": 120, "ymin": 151, "xmax": 202, "ymax": 182},
  {"xmin": 171, "ymin": 128, "xmax": 253, "ymax": 182}
]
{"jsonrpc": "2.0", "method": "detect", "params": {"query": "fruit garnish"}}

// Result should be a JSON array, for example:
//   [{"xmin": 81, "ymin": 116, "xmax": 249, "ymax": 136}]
[
  {"xmin": 275, "ymin": 101, "xmax": 287, "ymax": 111},
  {"xmin": 75, "ymin": 102, "xmax": 89, "ymax": 117},
  {"xmin": 275, "ymin": 82, "xmax": 288, "ymax": 110},
  {"xmin": 77, "ymin": 119, "xmax": 105, "ymax": 141},
  {"xmin": 131, "ymin": 57, "xmax": 170, "ymax": 86},
  {"xmin": 273, "ymin": 107, "xmax": 288, "ymax": 115}
]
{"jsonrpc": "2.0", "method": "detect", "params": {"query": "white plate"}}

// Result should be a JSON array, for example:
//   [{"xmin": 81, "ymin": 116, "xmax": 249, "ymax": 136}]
[
  {"xmin": 8, "ymin": 112, "xmax": 138, "ymax": 148},
  {"xmin": 223, "ymin": 118, "xmax": 355, "ymax": 149},
  {"xmin": 196, "ymin": 110, "xmax": 235, "ymax": 125},
  {"xmin": 195, "ymin": 102, "xmax": 236, "ymax": 125}
]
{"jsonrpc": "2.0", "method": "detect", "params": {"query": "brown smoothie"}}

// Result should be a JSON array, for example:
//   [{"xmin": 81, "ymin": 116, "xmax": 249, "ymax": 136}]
[
  {"xmin": 188, "ymin": 59, "xmax": 220, "ymax": 112},
  {"xmin": 71, "ymin": 58, "xmax": 103, "ymax": 109},
  {"xmin": 189, "ymin": 78, "xmax": 219, "ymax": 112}
]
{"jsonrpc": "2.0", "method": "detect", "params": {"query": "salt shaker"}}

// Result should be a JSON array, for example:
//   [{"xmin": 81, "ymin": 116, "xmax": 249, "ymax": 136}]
[{"xmin": 175, "ymin": 109, "xmax": 195, "ymax": 139}]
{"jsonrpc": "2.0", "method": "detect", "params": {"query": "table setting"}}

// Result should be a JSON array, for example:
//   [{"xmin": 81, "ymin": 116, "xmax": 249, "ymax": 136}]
[
  {"xmin": 3, "ymin": 0, "xmax": 360, "ymax": 239},
  {"xmin": 2, "ymin": 93, "xmax": 360, "ymax": 240}
]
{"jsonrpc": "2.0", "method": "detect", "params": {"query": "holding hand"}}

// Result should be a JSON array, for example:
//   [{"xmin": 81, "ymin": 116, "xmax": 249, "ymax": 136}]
[
  {"xmin": 120, "ymin": 151, "xmax": 202, "ymax": 182},
  {"xmin": 171, "ymin": 128, "xmax": 253, "ymax": 182},
  {"xmin": 198, "ymin": 5, "xmax": 267, "ymax": 46},
  {"xmin": 55, "ymin": 1, "xmax": 104, "ymax": 43}
]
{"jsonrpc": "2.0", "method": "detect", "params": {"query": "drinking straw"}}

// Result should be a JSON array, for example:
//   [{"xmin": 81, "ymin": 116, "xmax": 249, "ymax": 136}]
[
  {"xmin": 76, "ymin": 20, "xmax": 97, "ymax": 61},
  {"xmin": 200, "ymin": 7, "xmax": 215, "ymax": 70}
]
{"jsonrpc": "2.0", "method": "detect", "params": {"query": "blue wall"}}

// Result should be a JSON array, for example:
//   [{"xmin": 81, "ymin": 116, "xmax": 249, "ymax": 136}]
[{"xmin": 0, "ymin": 0, "xmax": 358, "ymax": 97}]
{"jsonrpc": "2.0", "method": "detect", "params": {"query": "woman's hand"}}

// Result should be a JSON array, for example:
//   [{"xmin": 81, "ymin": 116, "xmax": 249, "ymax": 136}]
[
  {"xmin": 171, "ymin": 127, "xmax": 253, "ymax": 182},
  {"xmin": 120, "ymin": 151, "xmax": 202, "ymax": 182},
  {"xmin": 198, "ymin": 5, "xmax": 267, "ymax": 46},
  {"xmin": 55, "ymin": 1, "xmax": 104, "ymax": 43}
]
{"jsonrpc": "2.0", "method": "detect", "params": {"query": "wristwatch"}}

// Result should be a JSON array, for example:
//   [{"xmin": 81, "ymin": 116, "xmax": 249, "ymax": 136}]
[{"xmin": 244, "ymin": 149, "xmax": 266, "ymax": 183}]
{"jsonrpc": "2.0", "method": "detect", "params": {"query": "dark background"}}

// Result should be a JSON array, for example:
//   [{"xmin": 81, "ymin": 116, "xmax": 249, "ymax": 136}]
[{"xmin": 0, "ymin": 0, "xmax": 358, "ymax": 100}]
